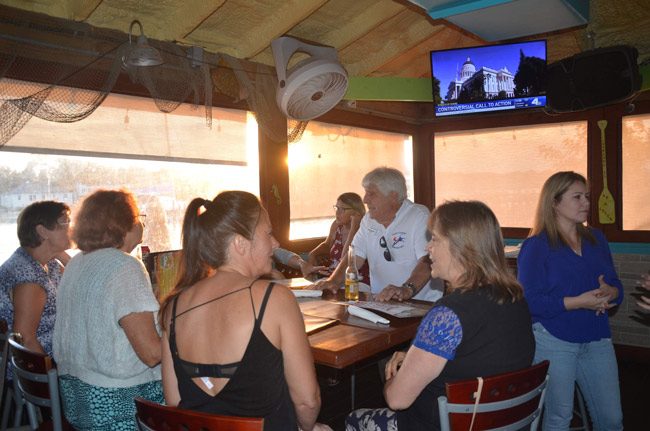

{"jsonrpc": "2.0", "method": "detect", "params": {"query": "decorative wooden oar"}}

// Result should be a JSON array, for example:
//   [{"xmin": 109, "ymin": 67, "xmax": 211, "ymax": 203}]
[{"xmin": 597, "ymin": 120, "xmax": 615, "ymax": 224}]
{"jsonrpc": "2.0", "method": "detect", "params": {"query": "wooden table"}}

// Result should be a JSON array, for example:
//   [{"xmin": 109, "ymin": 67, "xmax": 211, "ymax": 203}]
[{"xmin": 298, "ymin": 290, "xmax": 433, "ymax": 408}]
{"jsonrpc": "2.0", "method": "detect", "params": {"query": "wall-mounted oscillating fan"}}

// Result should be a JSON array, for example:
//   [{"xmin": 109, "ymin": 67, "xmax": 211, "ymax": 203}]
[{"xmin": 271, "ymin": 36, "xmax": 349, "ymax": 121}]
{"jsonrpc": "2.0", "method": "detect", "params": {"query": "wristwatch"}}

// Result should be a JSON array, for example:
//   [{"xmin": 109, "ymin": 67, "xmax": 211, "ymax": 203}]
[{"xmin": 401, "ymin": 282, "xmax": 417, "ymax": 297}]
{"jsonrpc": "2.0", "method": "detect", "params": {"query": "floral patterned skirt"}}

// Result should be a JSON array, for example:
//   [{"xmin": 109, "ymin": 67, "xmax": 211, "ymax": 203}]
[
  {"xmin": 59, "ymin": 375, "xmax": 163, "ymax": 431},
  {"xmin": 345, "ymin": 408, "xmax": 398, "ymax": 431}
]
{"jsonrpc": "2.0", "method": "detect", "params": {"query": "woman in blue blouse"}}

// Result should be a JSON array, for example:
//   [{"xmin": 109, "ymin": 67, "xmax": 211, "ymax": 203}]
[
  {"xmin": 518, "ymin": 171, "xmax": 623, "ymax": 430},
  {"xmin": 0, "ymin": 200, "xmax": 71, "ymax": 356},
  {"xmin": 346, "ymin": 200, "xmax": 534, "ymax": 431}
]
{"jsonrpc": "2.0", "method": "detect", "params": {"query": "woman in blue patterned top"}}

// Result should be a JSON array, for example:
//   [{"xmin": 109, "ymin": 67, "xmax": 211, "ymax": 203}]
[
  {"xmin": 0, "ymin": 200, "xmax": 71, "ymax": 356},
  {"xmin": 346, "ymin": 200, "xmax": 534, "ymax": 431},
  {"xmin": 518, "ymin": 171, "xmax": 623, "ymax": 430}
]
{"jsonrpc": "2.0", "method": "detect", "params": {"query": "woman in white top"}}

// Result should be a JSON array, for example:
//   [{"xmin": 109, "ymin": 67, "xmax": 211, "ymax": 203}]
[{"xmin": 53, "ymin": 189, "xmax": 162, "ymax": 431}]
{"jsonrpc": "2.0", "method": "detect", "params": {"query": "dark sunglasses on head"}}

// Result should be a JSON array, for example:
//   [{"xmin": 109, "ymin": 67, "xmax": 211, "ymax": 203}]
[{"xmin": 379, "ymin": 236, "xmax": 392, "ymax": 261}]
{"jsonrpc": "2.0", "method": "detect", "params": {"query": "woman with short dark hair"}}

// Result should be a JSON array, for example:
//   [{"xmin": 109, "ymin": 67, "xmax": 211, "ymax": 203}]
[
  {"xmin": 0, "ymin": 200, "xmax": 71, "ymax": 355},
  {"xmin": 53, "ymin": 189, "xmax": 162, "ymax": 430}
]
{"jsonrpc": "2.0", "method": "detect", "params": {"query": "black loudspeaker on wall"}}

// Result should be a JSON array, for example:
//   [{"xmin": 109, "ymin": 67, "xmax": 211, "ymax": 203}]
[{"xmin": 546, "ymin": 45, "xmax": 642, "ymax": 113}]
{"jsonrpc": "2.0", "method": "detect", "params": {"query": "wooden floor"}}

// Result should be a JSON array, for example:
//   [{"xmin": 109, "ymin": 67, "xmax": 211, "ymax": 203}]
[{"xmin": 317, "ymin": 347, "xmax": 649, "ymax": 430}]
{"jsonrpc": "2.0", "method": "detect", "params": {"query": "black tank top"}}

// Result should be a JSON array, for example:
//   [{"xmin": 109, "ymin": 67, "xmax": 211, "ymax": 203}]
[
  {"xmin": 396, "ymin": 286, "xmax": 535, "ymax": 431},
  {"xmin": 170, "ymin": 282, "xmax": 296, "ymax": 430}
]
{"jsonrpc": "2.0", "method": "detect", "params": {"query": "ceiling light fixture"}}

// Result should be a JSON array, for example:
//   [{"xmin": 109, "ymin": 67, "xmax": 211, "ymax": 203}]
[{"xmin": 122, "ymin": 20, "xmax": 163, "ymax": 67}]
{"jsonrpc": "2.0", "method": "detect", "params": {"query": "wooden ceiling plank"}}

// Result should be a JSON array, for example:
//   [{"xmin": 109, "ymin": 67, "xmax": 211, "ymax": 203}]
[
  {"xmin": 81, "ymin": 0, "xmax": 226, "ymax": 44},
  {"xmin": 82, "ymin": 0, "xmax": 172, "ymax": 42},
  {"xmin": 251, "ymin": 0, "xmax": 405, "ymax": 66},
  {"xmin": 186, "ymin": 0, "xmax": 328, "ymax": 59},
  {"xmin": 244, "ymin": 0, "xmax": 330, "ymax": 58},
  {"xmin": 178, "ymin": 1, "xmax": 229, "ymax": 40},
  {"xmin": 375, "ymin": 27, "xmax": 480, "ymax": 78},
  {"xmin": 68, "ymin": 0, "xmax": 103, "ymax": 21},
  {"xmin": 340, "ymin": 9, "xmax": 446, "ymax": 77}
]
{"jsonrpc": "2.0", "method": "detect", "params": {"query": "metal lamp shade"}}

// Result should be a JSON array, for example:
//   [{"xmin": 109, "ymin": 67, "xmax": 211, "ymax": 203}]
[{"xmin": 123, "ymin": 20, "xmax": 163, "ymax": 67}]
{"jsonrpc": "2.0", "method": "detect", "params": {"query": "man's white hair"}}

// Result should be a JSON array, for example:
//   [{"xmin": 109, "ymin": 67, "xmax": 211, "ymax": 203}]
[{"xmin": 362, "ymin": 167, "xmax": 407, "ymax": 202}]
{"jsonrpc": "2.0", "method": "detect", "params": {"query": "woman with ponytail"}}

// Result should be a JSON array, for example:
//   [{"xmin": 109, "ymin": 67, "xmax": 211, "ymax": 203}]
[{"xmin": 159, "ymin": 191, "xmax": 331, "ymax": 431}]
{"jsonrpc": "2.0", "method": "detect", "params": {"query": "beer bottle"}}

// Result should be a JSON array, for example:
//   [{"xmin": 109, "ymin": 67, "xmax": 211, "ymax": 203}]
[{"xmin": 345, "ymin": 245, "xmax": 360, "ymax": 301}]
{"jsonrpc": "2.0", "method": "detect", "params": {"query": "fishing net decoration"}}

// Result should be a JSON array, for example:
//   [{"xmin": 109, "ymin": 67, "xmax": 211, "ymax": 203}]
[
  {"xmin": 0, "ymin": 25, "xmax": 307, "ymax": 149},
  {"xmin": 216, "ymin": 54, "xmax": 308, "ymax": 144}
]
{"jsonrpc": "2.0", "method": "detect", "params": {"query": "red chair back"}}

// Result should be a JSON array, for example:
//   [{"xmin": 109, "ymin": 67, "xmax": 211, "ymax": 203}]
[
  {"xmin": 134, "ymin": 397, "xmax": 264, "ymax": 431},
  {"xmin": 439, "ymin": 360, "xmax": 550, "ymax": 431},
  {"xmin": 8, "ymin": 334, "xmax": 68, "ymax": 431}
]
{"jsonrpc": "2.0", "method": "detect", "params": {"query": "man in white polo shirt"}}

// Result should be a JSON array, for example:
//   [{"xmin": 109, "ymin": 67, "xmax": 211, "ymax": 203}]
[{"xmin": 317, "ymin": 167, "xmax": 443, "ymax": 302}]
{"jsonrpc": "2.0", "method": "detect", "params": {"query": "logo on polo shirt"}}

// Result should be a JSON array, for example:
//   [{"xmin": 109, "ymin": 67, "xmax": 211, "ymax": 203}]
[{"xmin": 390, "ymin": 232, "xmax": 406, "ymax": 248}]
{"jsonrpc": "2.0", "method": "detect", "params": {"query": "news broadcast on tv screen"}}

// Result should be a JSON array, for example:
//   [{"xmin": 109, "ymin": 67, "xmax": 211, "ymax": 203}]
[{"xmin": 430, "ymin": 40, "xmax": 547, "ymax": 117}]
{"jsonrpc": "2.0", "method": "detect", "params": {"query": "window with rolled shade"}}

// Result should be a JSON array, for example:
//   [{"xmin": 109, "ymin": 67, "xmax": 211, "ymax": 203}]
[
  {"xmin": 622, "ymin": 113, "xmax": 650, "ymax": 231},
  {"xmin": 0, "ymin": 89, "xmax": 259, "ymax": 261},
  {"xmin": 434, "ymin": 121, "xmax": 588, "ymax": 228},
  {"xmin": 288, "ymin": 122, "xmax": 414, "ymax": 240}
]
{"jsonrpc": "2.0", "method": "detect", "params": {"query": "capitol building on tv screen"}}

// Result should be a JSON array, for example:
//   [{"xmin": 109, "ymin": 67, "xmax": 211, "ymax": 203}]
[{"xmin": 444, "ymin": 57, "xmax": 515, "ymax": 102}]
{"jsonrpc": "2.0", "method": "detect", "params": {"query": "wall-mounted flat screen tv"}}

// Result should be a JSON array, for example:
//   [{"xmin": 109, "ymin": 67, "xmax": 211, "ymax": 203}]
[{"xmin": 430, "ymin": 40, "xmax": 547, "ymax": 117}]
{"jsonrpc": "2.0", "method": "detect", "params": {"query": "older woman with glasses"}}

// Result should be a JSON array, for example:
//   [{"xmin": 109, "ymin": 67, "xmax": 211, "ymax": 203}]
[
  {"xmin": 0, "ymin": 200, "xmax": 71, "ymax": 356},
  {"xmin": 307, "ymin": 192, "xmax": 369, "ymax": 284},
  {"xmin": 53, "ymin": 189, "xmax": 162, "ymax": 430}
]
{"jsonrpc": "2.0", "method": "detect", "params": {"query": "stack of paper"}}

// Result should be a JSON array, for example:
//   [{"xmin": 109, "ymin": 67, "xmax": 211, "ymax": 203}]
[{"xmin": 292, "ymin": 289, "xmax": 323, "ymax": 298}]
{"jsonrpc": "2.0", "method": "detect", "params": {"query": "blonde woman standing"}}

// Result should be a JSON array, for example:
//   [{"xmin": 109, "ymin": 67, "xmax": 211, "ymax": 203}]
[{"xmin": 518, "ymin": 171, "xmax": 623, "ymax": 430}]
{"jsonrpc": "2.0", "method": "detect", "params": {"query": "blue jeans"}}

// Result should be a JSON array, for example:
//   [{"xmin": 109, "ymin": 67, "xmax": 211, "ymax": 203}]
[{"xmin": 532, "ymin": 323, "xmax": 623, "ymax": 431}]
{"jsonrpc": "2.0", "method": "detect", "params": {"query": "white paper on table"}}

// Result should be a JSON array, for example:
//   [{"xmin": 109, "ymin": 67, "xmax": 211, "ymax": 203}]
[
  {"xmin": 274, "ymin": 277, "xmax": 313, "ymax": 289},
  {"xmin": 353, "ymin": 301, "xmax": 425, "ymax": 318},
  {"xmin": 347, "ymin": 305, "xmax": 390, "ymax": 324},
  {"xmin": 292, "ymin": 289, "xmax": 323, "ymax": 298}
]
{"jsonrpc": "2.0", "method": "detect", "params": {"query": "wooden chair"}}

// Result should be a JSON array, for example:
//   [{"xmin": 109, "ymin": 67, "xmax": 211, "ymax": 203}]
[
  {"xmin": 8, "ymin": 334, "xmax": 67, "ymax": 431},
  {"xmin": 0, "ymin": 319, "xmax": 18, "ymax": 431},
  {"xmin": 134, "ymin": 398, "xmax": 264, "ymax": 431},
  {"xmin": 0, "ymin": 319, "xmax": 8, "ymax": 400},
  {"xmin": 438, "ymin": 360, "xmax": 550, "ymax": 431}
]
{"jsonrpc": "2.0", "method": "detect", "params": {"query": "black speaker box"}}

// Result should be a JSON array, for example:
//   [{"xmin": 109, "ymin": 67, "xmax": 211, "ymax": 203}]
[{"xmin": 546, "ymin": 45, "xmax": 641, "ymax": 113}]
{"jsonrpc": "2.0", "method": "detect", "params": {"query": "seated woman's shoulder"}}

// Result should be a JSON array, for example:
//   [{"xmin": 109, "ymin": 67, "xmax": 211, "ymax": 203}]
[
  {"xmin": 93, "ymin": 248, "xmax": 148, "ymax": 273},
  {"xmin": 253, "ymin": 279, "xmax": 298, "ymax": 307}
]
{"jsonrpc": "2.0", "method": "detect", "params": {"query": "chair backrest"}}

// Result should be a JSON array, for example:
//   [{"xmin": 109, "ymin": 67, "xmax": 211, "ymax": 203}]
[
  {"xmin": 0, "ymin": 319, "xmax": 8, "ymax": 397},
  {"xmin": 8, "ymin": 334, "xmax": 65, "ymax": 431},
  {"xmin": 134, "ymin": 398, "xmax": 264, "ymax": 431},
  {"xmin": 438, "ymin": 360, "xmax": 550, "ymax": 431}
]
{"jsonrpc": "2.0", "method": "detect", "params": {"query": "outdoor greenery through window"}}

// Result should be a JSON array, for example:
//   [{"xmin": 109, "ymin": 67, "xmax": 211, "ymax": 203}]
[
  {"xmin": 288, "ymin": 122, "xmax": 414, "ymax": 240},
  {"xmin": 0, "ymin": 91, "xmax": 259, "ymax": 262},
  {"xmin": 434, "ymin": 121, "xmax": 587, "ymax": 228},
  {"xmin": 622, "ymin": 113, "xmax": 650, "ymax": 231}
]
